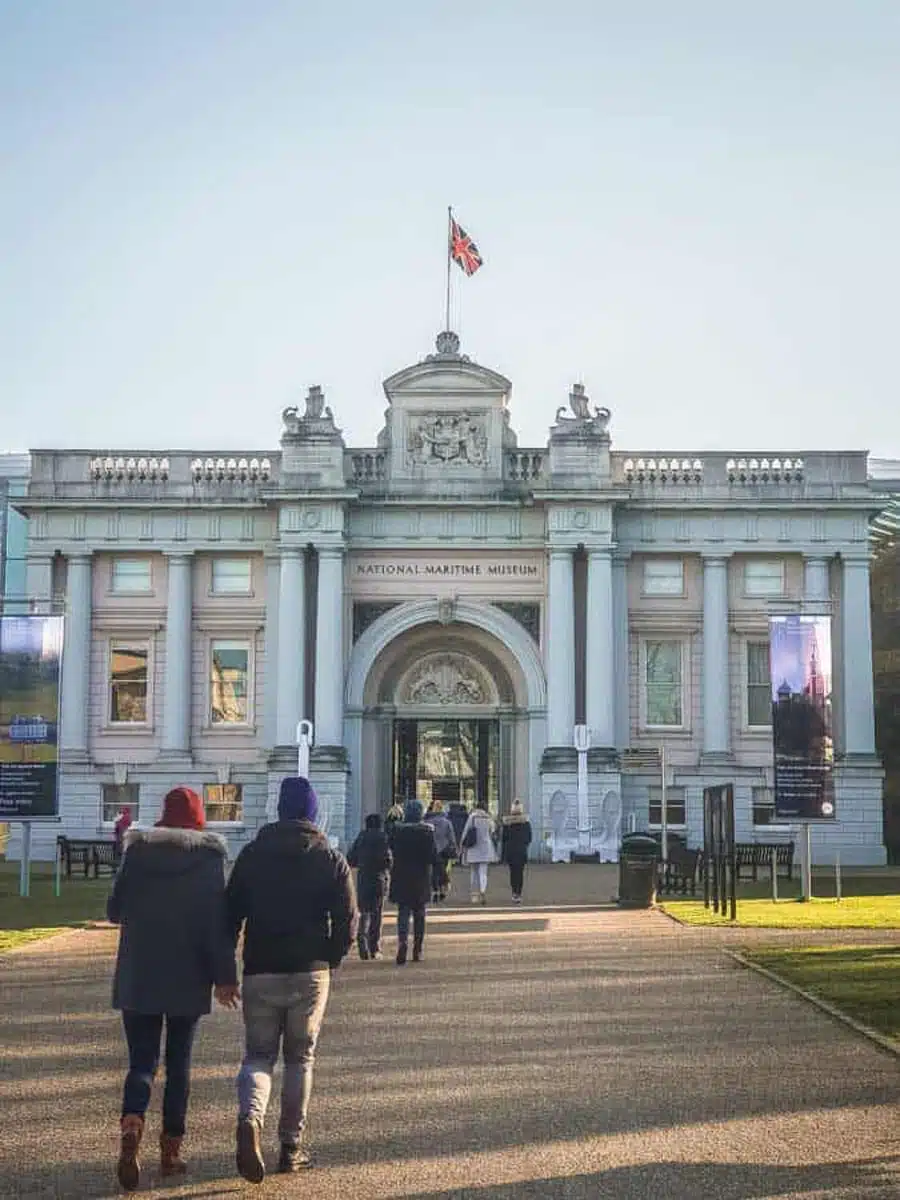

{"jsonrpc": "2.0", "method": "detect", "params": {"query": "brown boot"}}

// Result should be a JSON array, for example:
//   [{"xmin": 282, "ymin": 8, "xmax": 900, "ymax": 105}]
[
  {"xmin": 160, "ymin": 1132, "xmax": 187, "ymax": 1176},
  {"xmin": 117, "ymin": 1114, "xmax": 144, "ymax": 1192}
]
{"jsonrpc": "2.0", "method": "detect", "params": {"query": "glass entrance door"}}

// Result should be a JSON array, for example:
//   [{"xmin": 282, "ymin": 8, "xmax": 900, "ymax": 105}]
[{"xmin": 392, "ymin": 718, "xmax": 499, "ymax": 814}]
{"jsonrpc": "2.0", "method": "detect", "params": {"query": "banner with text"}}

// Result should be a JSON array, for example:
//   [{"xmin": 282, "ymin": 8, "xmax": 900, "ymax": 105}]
[
  {"xmin": 769, "ymin": 614, "xmax": 835, "ymax": 821},
  {"xmin": 0, "ymin": 615, "xmax": 63, "ymax": 820}
]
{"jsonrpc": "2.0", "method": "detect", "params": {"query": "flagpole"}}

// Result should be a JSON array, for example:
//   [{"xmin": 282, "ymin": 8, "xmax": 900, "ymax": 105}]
[{"xmin": 445, "ymin": 205, "xmax": 452, "ymax": 332}]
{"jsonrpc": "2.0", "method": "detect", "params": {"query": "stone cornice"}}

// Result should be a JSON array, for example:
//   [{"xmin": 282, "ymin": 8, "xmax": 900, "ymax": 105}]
[{"xmin": 628, "ymin": 610, "xmax": 702, "ymax": 634}]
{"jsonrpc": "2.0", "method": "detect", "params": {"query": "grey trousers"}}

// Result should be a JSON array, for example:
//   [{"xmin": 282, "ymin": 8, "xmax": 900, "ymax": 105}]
[{"xmin": 236, "ymin": 970, "xmax": 331, "ymax": 1147}]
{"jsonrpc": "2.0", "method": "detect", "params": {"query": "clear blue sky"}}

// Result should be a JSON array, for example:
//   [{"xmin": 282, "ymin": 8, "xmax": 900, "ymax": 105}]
[{"xmin": 2, "ymin": 1, "xmax": 899, "ymax": 456}]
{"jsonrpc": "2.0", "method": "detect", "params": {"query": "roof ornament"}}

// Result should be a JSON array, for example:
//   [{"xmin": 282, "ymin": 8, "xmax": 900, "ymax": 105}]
[{"xmin": 554, "ymin": 382, "xmax": 611, "ymax": 434}]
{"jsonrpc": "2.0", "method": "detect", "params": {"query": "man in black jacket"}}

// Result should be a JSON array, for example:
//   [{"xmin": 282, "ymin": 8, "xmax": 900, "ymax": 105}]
[
  {"xmin": 226, "ymin": 776, "xmax": 357, "ymax": 1183},
  {"xmin": 346, "ymin": 813, "xmax": 392, "ymax": 960}
]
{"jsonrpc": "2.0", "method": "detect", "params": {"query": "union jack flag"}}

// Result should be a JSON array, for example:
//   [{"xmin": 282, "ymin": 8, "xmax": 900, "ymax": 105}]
[{"xmin": 450, "ymin": 217, "xmax": 483, "ymax": 276}]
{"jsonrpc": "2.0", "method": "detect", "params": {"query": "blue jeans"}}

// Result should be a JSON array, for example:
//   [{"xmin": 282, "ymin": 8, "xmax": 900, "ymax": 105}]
[
  {"xmin": 121, "ymin": 1011, "xmax": 199, "ymax": 1137},
  {"xmin": 237, "ymin": 971, "xmax": 331, "ymax": 1148}
]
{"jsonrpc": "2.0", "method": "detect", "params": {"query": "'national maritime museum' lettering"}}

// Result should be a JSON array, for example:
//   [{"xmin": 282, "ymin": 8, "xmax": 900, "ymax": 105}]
[{"xmin": 8, "ymin": 331, "xmax": 887, "ymax": 864}]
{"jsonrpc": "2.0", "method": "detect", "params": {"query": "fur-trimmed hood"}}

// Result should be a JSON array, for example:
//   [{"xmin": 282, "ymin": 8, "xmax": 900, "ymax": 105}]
[
  {"xmin": 124, "ymin": 826, "xmax": 228, "ymax": 856},
  {"xmin": 503, "ymin": 812, "xmax": 530, "ymax": 826}
]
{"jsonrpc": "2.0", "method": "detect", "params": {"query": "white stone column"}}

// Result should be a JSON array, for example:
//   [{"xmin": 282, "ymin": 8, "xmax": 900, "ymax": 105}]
[
  {"xmin": 161, "ymin": 554, "xmax": 193, "ymax": 755},
  {"xmin": 314, "ymin": 546, "xmax": 345, "ymax": 747},
  {"xmin": 702, "ymin": 555, "xmax": 730, "ymax": 757},
  {"xmin": 612, "ymin": 554, "xmax": 630, "ymax": 749},
  {"xmin": 275, "ymin": 548, "xmax": 306, "ymax": 747},
  {"xmin": 546, "ymin": 548, "xmax": 575, "ymax": 746},
  {"xmin": 60, "ymin": 554, "xmax": 92, "ymax": 755},
  {"xmin": 841, "ymin": 555, "xmax": 876, "ymax": 756},
  {"xmin": 804, "ymin": 557, "xmax": 831, "ymax": 605},
  {"xmin": 585, "ymin": 548, "xmax": 615, "ymax": 748}
]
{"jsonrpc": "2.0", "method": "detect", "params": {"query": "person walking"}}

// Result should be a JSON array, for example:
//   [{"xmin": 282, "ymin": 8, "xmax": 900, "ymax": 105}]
[
  {"xmin": 424, "ymin": 799, "xmax": 458, "ymax": 902},
  {"xmin": 500, "ymin": 800, "xmax": 533, "ymax": 903},
  {"xmin": 347, "ymin": 813, "xmax": 393, "ymax": 959},
  {"xmin": 226, "ymin": 777, "xmax": 357, "ymax": 1182},
  {"xmin": 113, "ymin": 804, "xmax": 133, "ymax": 860},
  {"xmin": 459, "ymin": 803, "xmax": 497, "ymax": 904},
  {"xmin": 389, "ymin": 799, "xmax": 439, "ymax": 964},
  {"xmin": 107, "ymin": 786, "xmax": 238, "ymax": 1192}
]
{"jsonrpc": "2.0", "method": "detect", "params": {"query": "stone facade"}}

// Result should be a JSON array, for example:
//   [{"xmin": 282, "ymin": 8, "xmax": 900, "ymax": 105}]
[{"xmin": 9, "ymin": 334, "xmax": 887, "ymax": 864}]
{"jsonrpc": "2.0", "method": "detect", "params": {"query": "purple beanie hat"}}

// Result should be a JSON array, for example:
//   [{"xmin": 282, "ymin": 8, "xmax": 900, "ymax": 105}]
[{"xmin": 278, "ymin": 776, "xmax": 319, "ymax": 823}]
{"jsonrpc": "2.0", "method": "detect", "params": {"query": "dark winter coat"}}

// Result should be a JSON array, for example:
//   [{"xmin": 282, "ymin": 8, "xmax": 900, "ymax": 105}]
[
  {"xmin": 347, "ymin": 827, "xmax": 393, "ymax": 909},
  {"xmin": 226, "ymin": 819, "xmax": 357, "ymax": 976},
  {"xmin": 107, "ymin": 827, "xmax": 237, "ymax": 1017},
  {"xmin": 388, "ymin": 822, "xmax": 439, "ymax": 909},
  {"xmin": 501, "ymin": 815, "xmax": 533, "ymax": 866}
]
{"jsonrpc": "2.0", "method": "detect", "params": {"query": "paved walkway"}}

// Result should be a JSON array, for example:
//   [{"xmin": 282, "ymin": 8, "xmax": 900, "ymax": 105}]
[{"xmin": 0, "ymin": 900, "xmax": 898, "ymax": 1198}]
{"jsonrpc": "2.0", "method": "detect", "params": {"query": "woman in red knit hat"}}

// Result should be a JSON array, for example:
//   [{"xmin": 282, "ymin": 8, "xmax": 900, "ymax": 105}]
[{"xmin": 107, "ymin": 786, "xmax": 239, "ymax": 1191}]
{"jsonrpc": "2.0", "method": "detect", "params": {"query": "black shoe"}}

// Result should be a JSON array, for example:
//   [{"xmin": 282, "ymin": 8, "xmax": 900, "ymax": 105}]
[
  {"xmin": 358, "ymin": 946, "xmax": 370, "ymax": 960},
  {"xmin": 371, "ymin": 948, "xmax": 383, "ymax": 960},
  {"xmin": 412, "ymin": 945, "xmax": 423, "ymax": 963},
  {"xmin": 396, "ymin": 944, "xmax": 408, "ymax": 965},
  {"xmin": 236, "ymin": 1117, "xmax": 265, "ymax": 1185},
  {"xmin": 277, "ymin": 1144, "xmax": 312, "ymax": 1173}
]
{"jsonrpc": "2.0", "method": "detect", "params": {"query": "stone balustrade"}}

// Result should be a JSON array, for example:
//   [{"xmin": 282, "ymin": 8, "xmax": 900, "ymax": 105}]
[{"xmin": 505, "ymin": 450, "xmax": 545, "ymax": 483}]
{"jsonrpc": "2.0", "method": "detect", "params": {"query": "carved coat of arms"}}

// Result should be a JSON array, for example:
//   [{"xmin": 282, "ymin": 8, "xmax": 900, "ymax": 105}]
[{"xmin": 406, "ymin": 412, "xmax": 488, "ymax": 468}]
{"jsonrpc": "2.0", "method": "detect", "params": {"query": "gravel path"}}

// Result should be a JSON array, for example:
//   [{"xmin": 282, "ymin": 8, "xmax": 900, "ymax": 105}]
[{"xmin": 0, "ymin": 906, "xmax": 898, "ymax": 1199}]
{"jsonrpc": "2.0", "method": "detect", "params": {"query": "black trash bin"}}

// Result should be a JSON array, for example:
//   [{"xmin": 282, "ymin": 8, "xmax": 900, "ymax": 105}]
[{"xmin": 618, "ymin": 833, "xmax": 660, "ymax": 908}]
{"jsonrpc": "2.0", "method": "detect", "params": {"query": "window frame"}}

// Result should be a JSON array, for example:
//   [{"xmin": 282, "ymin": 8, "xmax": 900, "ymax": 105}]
[
  {"xmin": 743, "ymin": 559, "xmax": 785, "ymax": 598},
  {"xmin": 640, "ymin": 637, "xmax": 686, "ymax": 731},
  {"xmin": 107, "ymin": 640, "xmax": 152, "ymax": 728},
  {"xmin": 752, "ymin": 785, "xmax": 777, "ymax": 827},
  {"xmin": 745, "ymin": 639, "xmax": 773, "ymax": 730},
  {"xmin": 210, "ymin": 557, "xmax": 253, "ymax": 596},
  {"xmin": 100, "ymin": 782, "xmax": 140, "ymax": 826},
  {"xmin": 641, "ymin": 558, "xmax": 685, "ymax": 598},
  {"xmin": 110, "ymin": 557, "xmax": 153, "ymax": 595},
  {"xmin": 202, "ymin": 782, "xmax": 244, "ymax": 825},
  {"xmin": 207, "ymin": 637, "xmax": 254, "ymax": 729},
  {"xmin": 648, "ymin": 786, "xmax": 687, "ymax": 828}
]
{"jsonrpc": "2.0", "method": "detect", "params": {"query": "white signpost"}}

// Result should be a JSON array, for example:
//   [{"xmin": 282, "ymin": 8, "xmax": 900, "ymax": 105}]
[{"xmin": 574, "ymin": 724, "xmax": 591, "ymax": 855}]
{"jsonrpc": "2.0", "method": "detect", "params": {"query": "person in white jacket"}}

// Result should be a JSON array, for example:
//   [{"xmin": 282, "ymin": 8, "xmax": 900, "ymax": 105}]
[{"xmin": 459, "ymin": 804, "xmax": 497, "ymax": 904}]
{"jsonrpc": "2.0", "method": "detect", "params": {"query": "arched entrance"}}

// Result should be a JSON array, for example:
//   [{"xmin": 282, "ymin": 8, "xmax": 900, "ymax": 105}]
[{"xmin": 344, "ymin": 600, "xmax": 546, "ymax": 838}]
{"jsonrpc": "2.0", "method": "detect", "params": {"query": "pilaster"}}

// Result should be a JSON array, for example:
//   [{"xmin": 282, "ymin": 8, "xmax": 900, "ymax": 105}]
[
  {"xmin": 546, "ymin": 548, "xmax": 575, "ymax": 746},
  {"xmin": 161, "ymin": 553, "xmax": 193, "ymax": 758},
  {"xmin": 701, "ymin": 554, "xmax": 730, "ymax": 761},
  {"xmin": 60, "ymin": 553, "xmax": 91, "ymax": 759},
  {"xmin": 585, "ymin": 547, "xmax": 614, "ymax": 748},
  {"xmin": 275, "ymin": 548, "xmax": 306, "ymax": 748},
  {"xmin": 313, "ymin": 545, "xmax": 345, "ymax": 748},
  {"xmin": 841, "ymin": 554, "xmax": 876, "ymax": 757}
]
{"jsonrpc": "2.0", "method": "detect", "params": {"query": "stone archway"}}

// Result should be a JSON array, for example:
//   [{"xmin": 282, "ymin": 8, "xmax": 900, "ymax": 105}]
[{"xmin": 343, "ymin": 599, "xmax": 547, "ymax": 837}]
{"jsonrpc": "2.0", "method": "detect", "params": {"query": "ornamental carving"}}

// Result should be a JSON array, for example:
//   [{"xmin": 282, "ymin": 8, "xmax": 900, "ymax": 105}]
[
  {"xmin": 406, "ymin": 412, "xmax": 488, "ymax": 468},
  {"xmin": 401, "ymin": 654, "xmax": 491, "ymax": 706}
]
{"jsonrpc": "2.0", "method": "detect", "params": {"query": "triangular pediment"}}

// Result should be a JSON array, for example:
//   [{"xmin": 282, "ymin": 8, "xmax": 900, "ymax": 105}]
[{"xmin": 383, "ymin": 333, "xmax": 511, "ymax": 406}]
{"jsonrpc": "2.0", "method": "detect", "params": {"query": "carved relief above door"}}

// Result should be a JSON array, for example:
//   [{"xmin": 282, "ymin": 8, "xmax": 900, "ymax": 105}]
[{"xmin": 398, "ymin": 652, "xmax": 496, "ymax": 707}]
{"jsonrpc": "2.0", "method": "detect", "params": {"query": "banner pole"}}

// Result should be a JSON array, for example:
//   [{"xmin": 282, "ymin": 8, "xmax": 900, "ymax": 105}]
[
  {"xmin": 801, "ymin": 822, "xmax": 813, "ymax": 900},
  {"xmin": 771, "ymin": 846, "xmax": 778, "ymax": 902},
  {"xmin": 19, "ymin": 823, "xmax": 31, "ymax": 898},
  {"xmin": 835, "ymin": 851, "xmax": 841, "ymax": 902},
  {"xmin": 659, "ymin": 745, "xmax": 668, "ymax": 863}
]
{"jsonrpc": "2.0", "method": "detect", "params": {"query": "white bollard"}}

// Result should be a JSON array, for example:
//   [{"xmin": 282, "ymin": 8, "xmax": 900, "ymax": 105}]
[
  {"xmin": 835, "ymin": 851, "xmax": 842, "ymax": 902},
  {"xmin": 771, "ymin": 846, "xmax": 778, "ymax": 903}
]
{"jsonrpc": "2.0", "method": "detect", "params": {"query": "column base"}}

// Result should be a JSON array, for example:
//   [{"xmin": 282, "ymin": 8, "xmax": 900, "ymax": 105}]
[{"xmin": 699, "ymin": 751, "xmax": 735, "ymax": 770}]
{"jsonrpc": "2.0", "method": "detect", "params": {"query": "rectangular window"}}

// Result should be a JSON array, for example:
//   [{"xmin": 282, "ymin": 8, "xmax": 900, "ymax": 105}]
[
  {"xmin": 203, "ymin": 783, "xmax": 243, "ymax": 823},
  {"xmin": 752, "ymin": 786, "xmax": 776, "ymax": 826},
  {"xmin": 744, "ymin": 559, "xmax": 785, "ymax": 597},
  {"xmin": 649, "ymin": 786, "xmax": 686, "ymax": 826},
  {"xmin": 644, "ymin": 640, "xmax": 683, "ymax": 727},
  {"xmin": 109, "ymin": 645, "xmax": 149, "ymax": 724},
  {"xmin": 643, "ymin": 559, "xmax": 684, "ymax": 596},
  {"xmin": 210, "ymin": 641, "xmax": 250, "ymax": 725},
  {"xmin": 747, "ymin": 641, "xmax": 772, "ymax": 727},
  {"xmin": 111, "ymin": 558, "xmax": 152, "ymax": 593},
  {"xmin": 211, "ymin": 558, "xmax": 252, "ymax": 595},
  {"xmin": 102, "ymin": 783, "xmax": 140, "ymax": 824}
]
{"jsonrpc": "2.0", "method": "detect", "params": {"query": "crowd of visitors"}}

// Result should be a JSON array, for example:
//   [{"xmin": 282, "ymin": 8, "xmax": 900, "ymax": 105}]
[{"xmin": 105, "ymin": 779, "xmax": 532, "ymax": 1189}]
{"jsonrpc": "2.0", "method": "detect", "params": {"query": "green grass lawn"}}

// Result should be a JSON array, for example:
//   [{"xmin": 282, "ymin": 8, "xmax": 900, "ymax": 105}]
[
  {"xmin": 0, "ymin": 861, "xmax": 111, "ymax": 951},
  {"xmin": 662, "ymin": 893, "xmax": 900, "ymax": 928},
  {"xmin": 742, "ymin": 945, "xmax": 900, "ymax": 1044}
]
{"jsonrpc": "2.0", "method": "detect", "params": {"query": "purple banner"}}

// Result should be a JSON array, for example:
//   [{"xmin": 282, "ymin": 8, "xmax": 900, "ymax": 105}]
[{"xmin": 769, "ymin": 614, "xmax": 836, "ymax": 821}]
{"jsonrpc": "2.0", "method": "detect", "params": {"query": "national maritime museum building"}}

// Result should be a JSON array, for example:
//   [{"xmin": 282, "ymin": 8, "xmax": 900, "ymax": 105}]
[{"xmin": 10, "ymin": 331, "xmax": 887, "ymax": 864}]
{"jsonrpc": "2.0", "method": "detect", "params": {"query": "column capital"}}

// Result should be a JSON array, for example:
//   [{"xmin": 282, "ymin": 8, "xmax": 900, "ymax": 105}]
[
  {"xmin": 585, "ymin": 545, "xmax": 613, "ymax": 560},
  {"xmin": 315, "ymin": 542, "xmax": 346, "ymax": 559},
  {"xmin": 278, "ymin": 546, "xmax": 305, "ymax": 560},
  {"xmin": 841, "ymin": 552, "xmax": 871, "ymax": 568},
  {"xmin": 67, "ymin": 552, "xmax": 93, "ymax": 566},
  {"xmin": 548, "ymin": 546, "xmax": 574, "ymax": 559},
  {"xmin": 700, "ymin": 551, "xmax": 732, "ymax": 564},
  {"xmin": 164, "ymin": 550, "xmax": 194, "ymax": 562}
]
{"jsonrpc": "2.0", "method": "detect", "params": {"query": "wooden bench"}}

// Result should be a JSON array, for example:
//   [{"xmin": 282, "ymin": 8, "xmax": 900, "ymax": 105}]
[
  {"xmin": 57, "ymin": 836, "xmax": 119, "ymax": 879},
  {"xmin": 735, "ymin": 841, "xmax": 795, "ymax": 882}
]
